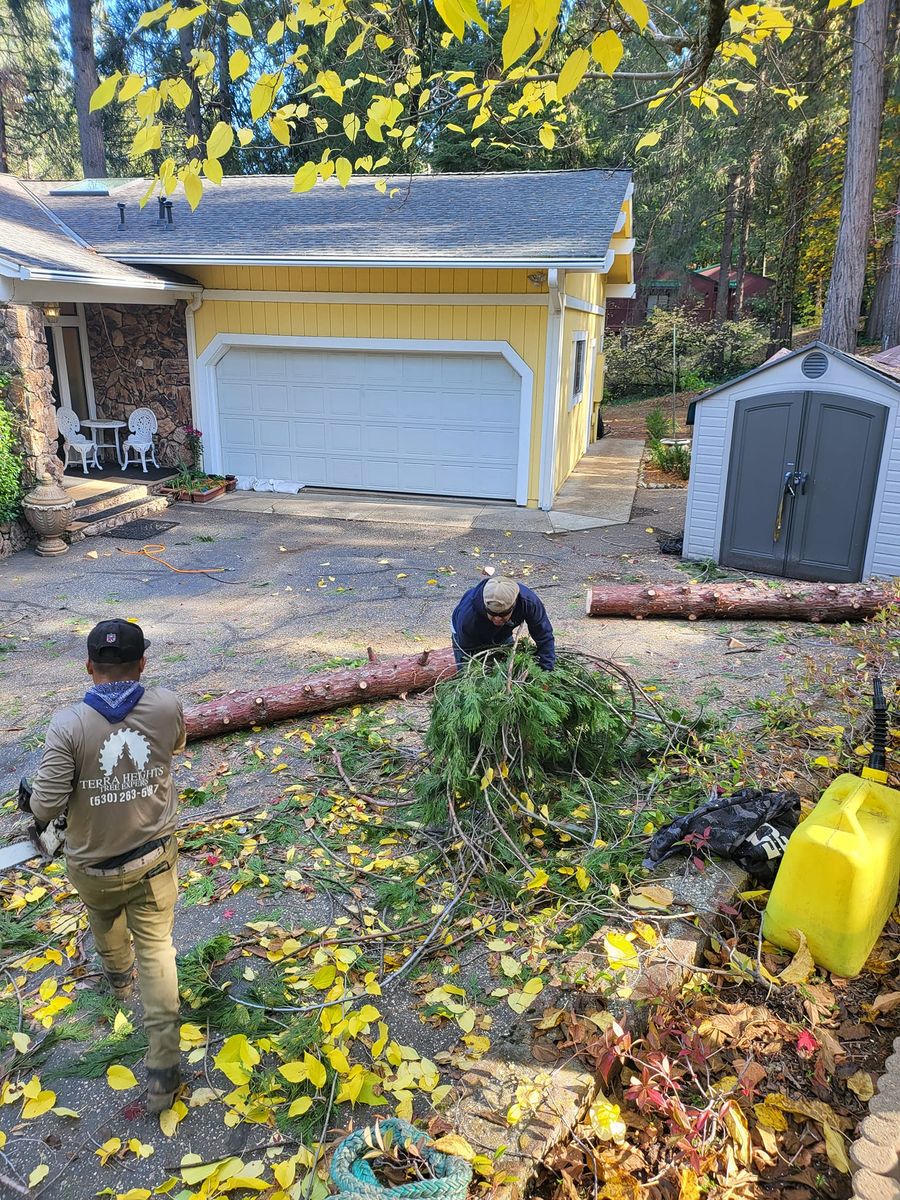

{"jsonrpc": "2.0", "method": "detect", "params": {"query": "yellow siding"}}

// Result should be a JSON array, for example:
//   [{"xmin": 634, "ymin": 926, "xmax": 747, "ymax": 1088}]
[
  {"xmin": 193, "ymin": 297, "xmax": 548, "ymax": 505},
  {"xmin": 553, "ymin": 274, "xmax": 606, "ymax": 490},
  {"xmin": 190, "ymin": 266, "xmax": 547, "ymax": 295}
]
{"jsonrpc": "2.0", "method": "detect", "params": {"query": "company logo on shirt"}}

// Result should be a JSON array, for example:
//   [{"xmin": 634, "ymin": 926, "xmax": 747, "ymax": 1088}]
[{"xmin": 99, "ymin": 729, "xmax": 151, "ymax": 777}]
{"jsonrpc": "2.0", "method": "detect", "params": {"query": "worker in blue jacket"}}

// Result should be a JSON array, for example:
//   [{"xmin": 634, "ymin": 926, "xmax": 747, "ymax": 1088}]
[{"xmin": 451, "ymin": 576, "xmax": 556, "ymax": 671}]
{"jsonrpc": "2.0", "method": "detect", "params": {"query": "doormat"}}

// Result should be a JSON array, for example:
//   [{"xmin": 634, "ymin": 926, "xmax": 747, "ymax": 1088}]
[{"xmin": 99, "ymin": 518, "xmax": 180, "ymax": 540}]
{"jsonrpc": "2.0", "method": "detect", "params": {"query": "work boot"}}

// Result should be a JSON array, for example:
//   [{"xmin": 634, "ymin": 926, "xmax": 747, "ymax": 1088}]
[
  {"xmin": 147, "ymin": 1065, "xmax": 182, "ymax": 1114},
  {"xmin": 105, "ymin": 966, "xmax": 136, "ymax": 1003}
]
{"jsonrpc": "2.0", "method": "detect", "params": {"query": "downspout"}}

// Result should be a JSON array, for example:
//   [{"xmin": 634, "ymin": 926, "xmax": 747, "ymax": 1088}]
[
  {"xmin": 184, "ymin": 290, "xmax": 204, "ymax": 460},
  {"xmin": 538, "ymin": 268, "xmax": 565, "ymax": 509}
]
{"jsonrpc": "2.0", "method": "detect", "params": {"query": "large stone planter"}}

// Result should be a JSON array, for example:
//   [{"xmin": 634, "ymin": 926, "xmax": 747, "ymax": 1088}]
[{"xmin": 22, "ymin": 473, "xmax": 75, "ymax": 556}]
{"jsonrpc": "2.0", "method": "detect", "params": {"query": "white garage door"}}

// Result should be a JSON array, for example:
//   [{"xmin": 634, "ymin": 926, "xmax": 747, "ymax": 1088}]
[{"xmin": 214, "ymin": 346, "xmax": 522, "ymax": 500}]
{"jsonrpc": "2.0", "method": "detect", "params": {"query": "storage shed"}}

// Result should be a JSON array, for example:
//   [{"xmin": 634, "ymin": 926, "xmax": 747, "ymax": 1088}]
[{"xmin": 684, "ymin": 342, "xmax": 900, "ymax": 582}]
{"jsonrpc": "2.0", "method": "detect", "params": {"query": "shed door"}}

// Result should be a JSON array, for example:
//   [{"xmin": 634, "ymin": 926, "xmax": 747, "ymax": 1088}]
[{"xmin": 720, "ymin": 391, "xmax": 886, "ymax": 582}]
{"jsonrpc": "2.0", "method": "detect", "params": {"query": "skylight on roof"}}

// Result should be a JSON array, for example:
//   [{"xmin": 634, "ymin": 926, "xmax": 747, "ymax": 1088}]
[{"xmin": 48, "ymin": 178, "xmax": 137, "ymax": 197}]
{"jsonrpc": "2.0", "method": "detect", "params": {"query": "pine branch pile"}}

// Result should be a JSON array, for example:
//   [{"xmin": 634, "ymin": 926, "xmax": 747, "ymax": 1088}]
[{"xmin": 414, "ymin": 646, "xmax": 651, "ymax": 896}]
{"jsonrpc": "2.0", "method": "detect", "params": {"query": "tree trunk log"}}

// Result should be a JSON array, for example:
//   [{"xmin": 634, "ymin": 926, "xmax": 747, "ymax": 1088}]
[
  {"xmin": 715, "ymin": 167, "xmax": 740, "ymax": 322},
  {"xmin": 184, "ymin": 648, "xmax": 457, "ymax": 741},
  {"xmin": 820, "ymin": 0, "xmax": 890, "ymax": 352},
  {"xmin": 585, "ymin": 582, "xmax": 894, "ymax": 622},
  {"xmin": 68, "ymin": 0, "xmax": 106, "ymax": 178}
]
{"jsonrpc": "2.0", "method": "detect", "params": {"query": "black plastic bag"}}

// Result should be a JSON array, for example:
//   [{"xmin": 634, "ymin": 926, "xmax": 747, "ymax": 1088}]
[{"xmin": 643, "ymin": 787, "xmax": 800, "ymax": 885}]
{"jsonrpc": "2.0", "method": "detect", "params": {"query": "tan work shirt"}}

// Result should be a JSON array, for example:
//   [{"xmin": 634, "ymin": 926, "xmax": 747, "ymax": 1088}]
[{"xmin": 30, "ymin": 687, "xmax": 185, "ymax": 868}]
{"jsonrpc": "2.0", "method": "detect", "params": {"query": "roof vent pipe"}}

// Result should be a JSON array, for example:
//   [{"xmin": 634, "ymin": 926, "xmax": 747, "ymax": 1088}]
[
  {"xmin": 157, "ymin": 197, "xmax": 166, "ymax": 226},
  {"xmin": 164, "ymin": 201, "xmax": 174, "ymax": 227},
  {"xmin": 117, "ymin": 202, "xmax": 126, "ymax": 227}
]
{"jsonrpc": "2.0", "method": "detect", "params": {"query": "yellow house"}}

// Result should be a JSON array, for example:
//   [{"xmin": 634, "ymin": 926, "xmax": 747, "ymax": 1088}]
[{"xmin": 3, "ymin": 170, "xmax": 634, "ymax": 510}]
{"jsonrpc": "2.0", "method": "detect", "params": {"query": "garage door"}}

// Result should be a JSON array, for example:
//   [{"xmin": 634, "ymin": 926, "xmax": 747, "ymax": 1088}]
[{"xmin": 214, "ymin": 346, "xmax": 522, "ymax": 500}]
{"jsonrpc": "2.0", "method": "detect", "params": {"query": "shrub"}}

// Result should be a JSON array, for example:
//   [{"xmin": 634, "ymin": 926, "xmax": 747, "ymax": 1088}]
[
  {"xmin": 0, "ymin": 377, "xmax": 23, "ymax": 523},
  {"xmin": 645, "ymin": 405, "xmax": 669, "ymax": 443},
  {"xmin": 680, "ymin": 370, "xmax": 713, "ymax": 393},
  {"xmin": 649, "ymin": 440, "xmax": 691, "ymax": 480}
]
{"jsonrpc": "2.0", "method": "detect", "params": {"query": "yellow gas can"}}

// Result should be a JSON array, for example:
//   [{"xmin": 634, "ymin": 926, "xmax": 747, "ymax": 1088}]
[{"xmin": 762, "ymin": 772, "xmax": 900, "ymax": 978}]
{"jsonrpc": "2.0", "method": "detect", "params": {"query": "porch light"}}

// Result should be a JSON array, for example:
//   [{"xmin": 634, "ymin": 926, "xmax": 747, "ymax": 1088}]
[{"xmin": 43, "ymin": 302, "xmax": 60, "ymax": 320}]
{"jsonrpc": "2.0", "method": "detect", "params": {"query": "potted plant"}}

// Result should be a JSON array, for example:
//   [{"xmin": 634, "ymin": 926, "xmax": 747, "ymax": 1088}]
[{"xmin": 161, "ymin": 427, "xmax": 228, "ymax": 503}]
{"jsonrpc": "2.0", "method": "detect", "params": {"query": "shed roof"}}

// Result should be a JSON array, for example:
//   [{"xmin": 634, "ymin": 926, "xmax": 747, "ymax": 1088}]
[
  {"xmin": 686, "ymin": 341, "xmax": 900, "ymax": 424},
  {"xmin": 22, "ymin": 169, "xmax": 633, "ymax": 268}
]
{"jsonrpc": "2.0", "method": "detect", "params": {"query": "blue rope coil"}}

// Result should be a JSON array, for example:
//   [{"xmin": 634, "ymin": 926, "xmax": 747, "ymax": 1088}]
[{"xmin": 329, "ymin": 1119, "xmax": 473, "ymax": 1200}]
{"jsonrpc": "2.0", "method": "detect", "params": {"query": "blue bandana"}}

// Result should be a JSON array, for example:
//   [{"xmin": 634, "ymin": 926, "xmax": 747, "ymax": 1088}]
[{"xmin": 84, "ymin": 681, "xmax": 145, "ymax": 723}]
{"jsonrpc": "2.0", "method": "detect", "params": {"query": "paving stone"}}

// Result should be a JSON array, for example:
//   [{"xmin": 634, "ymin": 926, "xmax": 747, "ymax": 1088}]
[
  {"xmin": 852, "ymin": 1135, "xmax": 900, "ymax": 1175},
  {"xmin": 854, "ymin": 1169, "xmax": 900, "ymax": 1200}
]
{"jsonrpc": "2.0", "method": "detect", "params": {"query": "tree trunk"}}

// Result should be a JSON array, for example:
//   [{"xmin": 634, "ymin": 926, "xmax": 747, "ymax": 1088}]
[
  {"xmin": 68, "ymin": 0, "xmax": 106, "ymax": 177},
  {"xmin": 866, "ymin": 251, "xmax": 892, "ymax": 343},
  {"xmin": 715, "ymin": 167, "xmax": 740, "ymax": 322},
  {"xmin": 768, "ymin": 134, "xmax": 813, "ymax": 352},
  {"xmin": 881, "ymin": 174, "xmax": 900, "ymax": 349},
  {"xmin": 184, "ymin": 648, "xmax": 457, "ymax": 741},
  {"xmin": 178, "ymin": 25, "xmax": 204, "ymax": 141},
  {"xmin": 584, "ymin": 582, "xmax": 892, "ymax": 622},
  {"xmin": 820, "ymin": 0, "xmax": 891, "ymax": 352},
  {"xmin": 216, "ymin": 22, "xmax": 233, "ymax": 126},
  {"xmin": 733, "ymin": 153, "xmax": 759, "ymax": 320},
  {"xmin": 0, "ymin": 81, "xmax": 8, "ymax": 174}
]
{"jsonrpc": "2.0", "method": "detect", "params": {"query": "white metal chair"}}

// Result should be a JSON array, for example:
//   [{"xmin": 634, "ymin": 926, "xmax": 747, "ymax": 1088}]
[
  {"xmin": 122, "ymin": 407, "xmax": 160, "ymax": 472},
  {"xmin": 57, "ymin": 408, "xmax": 99, "ymax": 474}
]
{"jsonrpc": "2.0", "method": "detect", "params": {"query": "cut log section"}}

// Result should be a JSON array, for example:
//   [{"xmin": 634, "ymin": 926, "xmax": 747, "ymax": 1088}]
[
  {"xmin": 185, "ymin": 647, "xmax": 457, "ymax": 741},
  {"xmin": 585, "ymin": 582, "xmax": 895, "ymax": 622}
]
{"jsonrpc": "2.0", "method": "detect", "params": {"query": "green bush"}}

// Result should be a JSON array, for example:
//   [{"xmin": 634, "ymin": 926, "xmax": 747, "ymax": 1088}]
[
  {"xmin": 680, "ymin": 370, "xmax": 713, "ymax": 393},
  {"xmin": 645, "ymin": 405, "xmax": 669, "ymax": 443},
  {"xmin": 650, "ymin": 440, "xmax": 691, "ymax": 480},
  {"xmin": 0, "ymin": 378, "xmax": 23, "ymax": 523}
]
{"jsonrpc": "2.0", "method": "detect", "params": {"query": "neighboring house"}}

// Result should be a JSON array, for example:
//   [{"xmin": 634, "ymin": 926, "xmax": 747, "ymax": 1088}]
[
  {"xmin": 684, "ymin": 343, "xmax": 900, "ymax": 583},
  {"xmin": 607, "ymin": 261, "xmax": 772, "ymax": 329},
  {"xmin": 0, "ymin": 169, "xmax": 635, "ymax": 512}
]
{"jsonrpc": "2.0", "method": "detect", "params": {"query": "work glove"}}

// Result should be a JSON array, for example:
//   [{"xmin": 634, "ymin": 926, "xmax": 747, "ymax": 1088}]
[{"xmin": 17, "ymin": 778, "xmax": 33, "ymax": 815}]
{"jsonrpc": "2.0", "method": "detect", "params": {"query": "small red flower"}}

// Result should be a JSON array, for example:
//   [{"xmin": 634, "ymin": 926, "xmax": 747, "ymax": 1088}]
[
  {"xmin": 222, "ymin": 908, "xmax": 235, "ymax": 919},
  {"xmin": 796, "ymin": 1029, "xmax": 819, "ymax": 1059}
]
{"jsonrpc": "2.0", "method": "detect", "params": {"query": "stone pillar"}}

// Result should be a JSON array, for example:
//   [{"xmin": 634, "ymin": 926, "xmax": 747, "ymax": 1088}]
[{"xmin": 0, "ymin": 304, "xmax": 60, "ymax": 484}]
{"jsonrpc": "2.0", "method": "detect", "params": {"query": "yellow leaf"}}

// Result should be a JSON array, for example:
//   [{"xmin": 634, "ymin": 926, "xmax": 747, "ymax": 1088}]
[
  {"xmin": 292, "ymin": 162, "xmax": 318, "ymax": 194},
  {"xmin": 214, "ymin": 1034, "xmax": 259, "ymax": 1086},
  {"xmin": 722, "ymin": 1099, "xmax": 751, "ymax": 1165},
  {"xmin": 183, "ymin": 171, "xmax": 203, "ymax": 211},
  {"xmin": 305, "ymin": 1053, "xmax": 327, "ymax": 1088},
  {"xmin": 457, "ymin": 1008, "xmax": 476, "ymax": 1033},
  {"xmin": 592, "ymin": 30, "xmax": 623, "ymax": 75},
  {"xmin": 51, "ymin": 1107, "xmax": 80, "ymax": 1119},
  {"xmin": 575, "ymin": 865, "xmax": 590, "ymax": 892},
  {"xmin": 90, "ymin": 73, "xmax": 122, "ymax": 112},
  {"xmin": 237, "ymin": 127, "xmax": 254, "ymax": 146},
  {"xmin": 118, "ymin": 1191, "xmax": 151, "ymax": 1200},
  {"xmin": 267, "ymin": 17, "xmax": 285, "ymax": 42},
  {"xmin": 270, "ymin": 116, "xmax": 291, "ymax": 146},
  {"xmin": 229, "ymin": 49, "xmax": 250, "ymax": 80},
  {"xmin": 95, "ymin": 1137, "xmax": 122, "ymax": 1166},
  {"xmin": 207, "ymin": 120, "xmax": 234, "ymax": 159},
  {"xmin": 434, "ymin": 0, "xmax": 465, "ymax": 38},
  {"xmin": 159, "ymin": 1098, "xmax": 187, "ymax": 1138},
  {"xmin": 754, "ymin": 1101, "xmax": 788, "ymax": 1131},
  {"xmin": 131, "ymin": 124, "xmax": 162, "ymax": 157},
  {"xmin": 137, "ymin": 1, "xmax": 172, "ymax": 28},
  {"xmin": 432, "ymin": 1134, "xmax": 475, "ymax": 1161},
  {"xmin": 618, "ymin": 0, "xmax": 649, "ymax": 27},
  {"xmin": 288, "ymin": 1095, "xmax": 313, "ymax": 1117},
  {"xmin": 524, "ymin": 868, "xmax": 548, "ymax": 891},
  {"xmin": 11, "ymin": 1031, "xmax": 31, "ymax": 1053},
  {"xmin": 635, "ymin": 130, "xmax": 661, "ymax": 152},
  {"xmin": 22, "ymin": 1088, "xmax": 57, "ymax": 1119},
  {"xmin": 249, "ymin": 71, "xmax": 284, "ymax": 121},
  {"xmin": 107, "ymin": 1064, "xmax": 138, "ymax": 1091},
  {"xmin": 167, "ymin": 3, "xmax": 206, "ymax": 30},
  {"xmin": 113, "ymin": 1011, "xmax": 132, "ymax": 1036},
  {"xmin": 310, "ymin": 964, "xmax": 337, "ymax": 989},
  {"xmin": 823, "ymin": 1123, "xmax": 850, "ymax": 1173},
  {"xmin": 166, "ymin": 78, "xmax": 193, "ymax": 110},
  {"xmin": 335, "ymin": 157, "xmax": 352, "ymax": 188},
  {"xmin": 118, "ymin": 73, "xmax": 145, "ymax": 103},
  {"xmin": 587, "ymin": 1094, "xmax": 626, "ymax": 1142},
  {"xmin": 273, "ymin": 1158, "xmax": 296, "ymax": 1188},
  {"xmin": 179, "ymin": 1023, "xmax": 206, "ymax": 1048},
  {"xmin": 28, "ymin": 1165, "xmax": 49, "ymax": 1188},
  {"xmin": 128, "ymin": 1138, "xmax": 155, "ymax": 1158},
  {"xmin": 678, "ymin": 1166, "xmax": 700, "ymax": 1200},
  {"xmin": 779, "ymin": 929, "xmax": 815, "ymax": 985},
  {"xmin": 343, "ymin": 112, "xmax": 361, "ymax": 142},
  {"xmin": 500, "ymin": 954, "xmax": 521, "ymax": 977},
  {"xmin": 846, "ymin": 1070, "xmax": 874, "ymax": 1101},
  {"xmin": 604, "ymin": 931, "xmax": 639, "ymax": 971},
  {"xmin": 556, "ymin": 47, "xmax": 590, "ymax": 99},
  {"xmin": 539, "ymin": 123, "xmax": 556, "ymax": 150},
  {"xmin": 316, "ymin": 69, "xmax": 345, "ymax": 105},
  {"xmin": 38, "ymin": 978, "xmax": 57, "ymax": 1002}
]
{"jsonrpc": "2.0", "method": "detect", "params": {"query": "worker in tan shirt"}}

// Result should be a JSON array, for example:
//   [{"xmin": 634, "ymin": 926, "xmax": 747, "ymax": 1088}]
[{"xmin": 22, "ymin": 619, "xmax": 185, "ymax": 1113}]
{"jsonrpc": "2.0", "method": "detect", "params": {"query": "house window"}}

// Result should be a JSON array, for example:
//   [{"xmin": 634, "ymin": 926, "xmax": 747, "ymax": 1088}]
[
  {"xmin": 647, "ymin": 291, "xmax": 671, "ymax": 315},
  {"xmin": 570, "ymin": 332, "xmax": 587, "ymax": 409}
]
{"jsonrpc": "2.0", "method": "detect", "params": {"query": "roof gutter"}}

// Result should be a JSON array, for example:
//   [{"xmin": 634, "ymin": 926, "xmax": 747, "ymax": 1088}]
[{"xmin": 107, "ymin": 253, "xmax": 615, "ymax": 271}]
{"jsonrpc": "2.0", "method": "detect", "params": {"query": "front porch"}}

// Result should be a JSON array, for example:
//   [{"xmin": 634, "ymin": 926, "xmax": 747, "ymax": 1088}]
[{"xmin": 63, "ymin": 467, "xmax": 174, "ymax": 538}]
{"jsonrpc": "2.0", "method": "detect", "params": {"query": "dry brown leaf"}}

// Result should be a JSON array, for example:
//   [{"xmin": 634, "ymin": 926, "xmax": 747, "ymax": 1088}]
[
  {"xmin": 870, "ymin": 990, "xmax": 900, "ymax": 1014},
  {"xmin": 780, "ymin": 929, "xmax": 815, "ymax": 985},
  {"xmin": 627, "ymin": 884, "xmax": 674, "ymax": 910},
  {"xmin": 846, "ymin": 1070, "xmax": 875, "ymax": 1101},
  {"xmin": 599, "ymin": 1174, "xmax": 642, "ymax": 1200},
  {"xmin": 735, "ymin": 1059, "xmax": 768, "ymax": 1091},
  {"xmin": 765, "ymin": 1091, "xmax": 853, "ymax": 1132},
  {"xmin": 722, "ymin": 1100, "xmax": 751, "ymax": 1166}
]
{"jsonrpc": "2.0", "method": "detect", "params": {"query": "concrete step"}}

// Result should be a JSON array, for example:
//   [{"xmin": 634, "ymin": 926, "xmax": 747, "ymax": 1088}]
[
  {"xmin": 69, "ymin": 495, "xmax": 171, "ymax": 540},
  {"xmin": 69, "ymin": 483, "xmax": 151, "ymax": 520}
]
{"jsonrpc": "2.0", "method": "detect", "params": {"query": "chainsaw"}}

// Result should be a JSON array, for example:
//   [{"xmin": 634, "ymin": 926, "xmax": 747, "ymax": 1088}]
[{"xmin": 0, "ymin": 779, "xmax": 66, "ymax": 872}]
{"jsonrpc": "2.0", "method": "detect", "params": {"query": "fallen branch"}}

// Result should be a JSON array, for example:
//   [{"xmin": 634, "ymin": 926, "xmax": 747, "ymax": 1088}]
[
  {"xmin": 184, "ymin": 648, "xmax": 457, "ymax": 741},
  {"xmin": 585, "ymin": 582, "xmax": 895, "ymax": 622}
]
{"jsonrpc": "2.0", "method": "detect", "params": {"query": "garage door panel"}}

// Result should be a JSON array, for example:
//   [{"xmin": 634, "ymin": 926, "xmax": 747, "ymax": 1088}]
[{"xmin": 215, "ymin": 346, "xmax": 521, "ymax": 501}]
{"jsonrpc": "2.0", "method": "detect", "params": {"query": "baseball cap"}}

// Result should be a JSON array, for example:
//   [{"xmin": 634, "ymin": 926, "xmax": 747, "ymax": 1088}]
[
  {"xmin": 87, "ymin": 619, "xmax": 149, "ymax": 664},
  {"xmin": 484, "ymin": 577, "xmax": 520, "ymax": 614}
]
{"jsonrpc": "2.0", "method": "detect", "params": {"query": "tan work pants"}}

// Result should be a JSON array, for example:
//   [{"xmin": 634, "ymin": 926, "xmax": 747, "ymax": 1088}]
[{"xmin": 67, "ymin": 837, "xmax": 180, "ymax": 1070}]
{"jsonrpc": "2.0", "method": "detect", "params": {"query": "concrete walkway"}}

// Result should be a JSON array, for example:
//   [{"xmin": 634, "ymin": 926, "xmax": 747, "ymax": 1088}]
[{"xmin": 218, "ymin": 438, "xmax": 644, "ymax": 534}]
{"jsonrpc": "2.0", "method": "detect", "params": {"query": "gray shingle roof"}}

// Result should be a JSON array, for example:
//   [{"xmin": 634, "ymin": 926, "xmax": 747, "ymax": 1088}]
[
  {"xmin": 0, "ymin": 174, "xmax": 186, "ymax": 289},
  {"xmin": 24, "ymin": 169, "xmax": 632, "ymax": 268}
]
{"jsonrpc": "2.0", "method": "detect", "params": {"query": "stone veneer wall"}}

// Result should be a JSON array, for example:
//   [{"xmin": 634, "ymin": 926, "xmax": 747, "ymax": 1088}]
[
  {"xmin": 0, "ymin": 304, "xmax": 60, "ymax": 559},
  {"xmin": 83, "ymin": 302, "xmax": 192, "ymax": 466}
]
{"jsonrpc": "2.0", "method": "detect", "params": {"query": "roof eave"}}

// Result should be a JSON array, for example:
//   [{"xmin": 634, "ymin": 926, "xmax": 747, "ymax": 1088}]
[{"xmin": 108, "ymin": 253, "xmax": 615, "ymax": 270}]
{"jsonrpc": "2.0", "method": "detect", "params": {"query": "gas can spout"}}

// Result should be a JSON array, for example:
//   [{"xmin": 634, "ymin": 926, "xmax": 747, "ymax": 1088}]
[{"xmin": 864, "ymin": 675, "xmax": 889, "ymax": 782}]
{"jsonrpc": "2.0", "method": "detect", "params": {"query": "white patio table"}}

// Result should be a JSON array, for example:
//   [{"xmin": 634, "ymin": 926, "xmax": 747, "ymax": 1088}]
[{"xmin": 80, "ymin": 419, "xmax": 127, "ymax": 469}]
